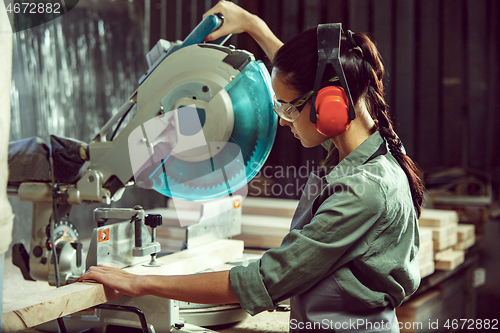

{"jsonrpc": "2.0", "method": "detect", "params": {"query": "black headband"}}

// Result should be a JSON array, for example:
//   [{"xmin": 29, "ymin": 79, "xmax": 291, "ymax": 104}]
[
  {"xmin": 310, "ymin": 24, "xmax": 356, "ymax": 124},
  {"xmin": 346, "ymin": 30, "xmax": 357, "ymax": 48}
]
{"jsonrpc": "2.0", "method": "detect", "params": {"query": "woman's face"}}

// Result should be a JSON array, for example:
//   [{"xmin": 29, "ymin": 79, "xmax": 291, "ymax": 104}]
[{"xmin": 271, "ymin": 69, "xmax": 329, "ymax": 148}]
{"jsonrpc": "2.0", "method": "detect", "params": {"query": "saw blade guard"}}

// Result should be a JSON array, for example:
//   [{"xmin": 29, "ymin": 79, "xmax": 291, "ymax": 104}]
[{"xmin": 146, "ymin": 60, "xmax": 277, "ymax": 201}]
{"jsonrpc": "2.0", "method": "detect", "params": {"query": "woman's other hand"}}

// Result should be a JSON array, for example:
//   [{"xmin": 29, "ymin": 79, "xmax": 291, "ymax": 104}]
[
  {"xmin": 203, "ymin": 0, "xmax": 283, "ymax": 59},
  {"xmin": 203, "ymin": 0, "xmax": 256, "ymax": 41}
]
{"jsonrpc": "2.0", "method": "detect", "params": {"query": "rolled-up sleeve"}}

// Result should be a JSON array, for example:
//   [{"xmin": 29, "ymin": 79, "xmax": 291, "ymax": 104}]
[
  {"xmin": 230, "ymin": 261, "xmax": 275, "ymax": 315},
  {"xmin": 230, "ymin": 176, "xmax": 387, "ymax": 315}
]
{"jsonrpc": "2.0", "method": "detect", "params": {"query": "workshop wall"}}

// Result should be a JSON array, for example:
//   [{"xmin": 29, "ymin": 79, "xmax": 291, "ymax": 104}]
[
  {"xmin": 7, "ymin": 0, "xmax": 169, "ymax": 251},
  {"xmin": 146, "ymin": 0, "xmax": 500, "ymax": 198},
  {"xmin": 7, "ymin": 0, "xmax": 500, "ymax": 244}
]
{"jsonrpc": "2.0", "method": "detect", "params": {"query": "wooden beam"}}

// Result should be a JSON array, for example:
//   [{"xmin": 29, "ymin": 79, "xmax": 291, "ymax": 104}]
[
  {"xmin": 394, "ymin": 0, "xmax": 416, "ymax": 157},
  {"xmin": 1, "ymin": 239, "xmax": 243, "ymax": 332},
  {"xmin": 416, "ymin": 0, "xmax": 441, "ymax": 169}
]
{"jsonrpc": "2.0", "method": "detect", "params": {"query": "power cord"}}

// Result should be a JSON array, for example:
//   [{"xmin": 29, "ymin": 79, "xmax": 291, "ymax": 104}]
[{"xmin": 49, "ymin": 145, "xmax": 68, "ymax": 333}]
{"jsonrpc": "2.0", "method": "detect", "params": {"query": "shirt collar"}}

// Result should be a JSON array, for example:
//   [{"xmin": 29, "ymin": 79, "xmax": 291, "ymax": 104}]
[{"xmin": 325, "ymin": 131, "xmax": 385, "ymax": 182}]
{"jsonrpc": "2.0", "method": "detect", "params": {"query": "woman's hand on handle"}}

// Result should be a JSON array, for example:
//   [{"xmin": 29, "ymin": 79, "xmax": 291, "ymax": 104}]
[
  {"xmin": 203, "ymin": 0, "xmax": 283, "ymax": 60},
  {"xmin": 203, "ymin": 0, "xmax": 254, "ymax": 40}
]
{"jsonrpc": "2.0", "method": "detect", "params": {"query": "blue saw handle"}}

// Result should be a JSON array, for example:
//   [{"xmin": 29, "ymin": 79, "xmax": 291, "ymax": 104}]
[
  {"xmin": 183, "ymin": 14, "xmax": 223, "ymax": 46},
  {"xmin": 166, "ymin": 14, "xmax": 223, "ymax": 56}
]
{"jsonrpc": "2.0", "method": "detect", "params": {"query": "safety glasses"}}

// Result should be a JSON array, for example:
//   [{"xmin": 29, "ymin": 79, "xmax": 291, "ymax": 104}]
[{"xmin": 273, "ymin": 90, "xmax": 314, "ymax": 122}]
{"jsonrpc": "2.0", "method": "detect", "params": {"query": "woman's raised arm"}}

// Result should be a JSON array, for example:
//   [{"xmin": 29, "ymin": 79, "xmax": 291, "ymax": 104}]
[{"xmin": 203, "ymin": 0, "xmax": 283, "ymax": 60}]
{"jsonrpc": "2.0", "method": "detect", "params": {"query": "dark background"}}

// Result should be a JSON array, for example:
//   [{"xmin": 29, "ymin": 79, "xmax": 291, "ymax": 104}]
[{"xmin": 6, "ymin": 0, "xmax": 500, "ymax": 323}]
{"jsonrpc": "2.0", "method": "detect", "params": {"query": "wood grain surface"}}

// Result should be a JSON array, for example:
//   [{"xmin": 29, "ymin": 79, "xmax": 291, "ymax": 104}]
[{"xmin": 2, "ymin": 239, "xmax": 243, "ymax": 332}]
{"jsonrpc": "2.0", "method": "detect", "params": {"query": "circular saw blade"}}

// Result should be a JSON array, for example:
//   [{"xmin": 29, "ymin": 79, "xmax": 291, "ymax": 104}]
[{"xmin": 150, "ymin": 60, "xmax": 277, "ymax": 201}]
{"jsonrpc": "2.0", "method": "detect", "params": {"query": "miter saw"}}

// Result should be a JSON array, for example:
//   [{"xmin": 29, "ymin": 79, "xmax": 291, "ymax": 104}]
[{"xmin": 6, "ymin": 13, "xmax": 277, "ymax": 332}]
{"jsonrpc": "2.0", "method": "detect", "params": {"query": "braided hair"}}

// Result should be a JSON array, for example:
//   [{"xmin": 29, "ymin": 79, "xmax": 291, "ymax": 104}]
[{"xmin": 273, "ymin": 27, "xmax": 424, "ymax": 217}]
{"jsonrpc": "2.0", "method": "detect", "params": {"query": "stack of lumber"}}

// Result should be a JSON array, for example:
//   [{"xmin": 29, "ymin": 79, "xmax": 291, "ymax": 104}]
[
  {"xmin": 146, "ymin": 197, "xmax": 297, "ymax": 251},
  {"xmin": 235, "ymin": 197, "xmax": 296, "ymax": 248},
  {"xmin": 396, "ymin": 290, "xmax": 441, "ymax": 333},
  {"xmin": 418, "ymin": 209, "xmax": 465, "ymax": 271},
  {"xmin": 418, "ymin": 228, "xmax": 434, "ymax": 278},
  {"xmin": 397, "ymin": 271, "xmax": 471, "ymax": 333},
  {"xmin": 454, "ymin": 223, "xmax": 475, "ymax": 250}
]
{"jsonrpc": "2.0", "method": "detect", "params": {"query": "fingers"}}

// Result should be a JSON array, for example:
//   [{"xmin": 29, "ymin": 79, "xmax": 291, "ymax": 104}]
[
  {"xmin": 76, "ymin": 265, "xmax": 113, "ymax": 282},
  {"xmin": 203, "ymin": 0, "xmax": 226, "ymax": 18},
  {"xmin": 203, "ymin": 1, "xmax": 227, "ymax": 40},
  {"xmin": 206, "ymin": 29, "xmax": 227, "ymax": 42}
]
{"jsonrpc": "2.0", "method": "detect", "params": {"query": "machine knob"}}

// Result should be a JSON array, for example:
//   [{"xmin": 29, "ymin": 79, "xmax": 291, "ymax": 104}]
[{"xmin": 145, "ymin": 214, "xmax": 162, "ymax": 228}]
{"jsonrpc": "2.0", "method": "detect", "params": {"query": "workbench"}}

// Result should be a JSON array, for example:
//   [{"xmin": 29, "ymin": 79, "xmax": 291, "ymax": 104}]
[{"xmin": 2, "ymin": 248, "xmax": 290, "ymax": 333}]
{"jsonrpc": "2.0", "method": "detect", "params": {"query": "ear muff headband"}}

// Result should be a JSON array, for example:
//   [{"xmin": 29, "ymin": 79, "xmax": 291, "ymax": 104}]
[{"xmin": 310, "ymin": 24, "xmax": 356, "ymax": 135}]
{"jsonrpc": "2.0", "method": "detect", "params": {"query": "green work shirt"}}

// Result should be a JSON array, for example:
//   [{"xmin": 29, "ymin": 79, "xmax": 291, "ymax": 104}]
[{"xmin": 230, "ymin": 131, "xmax": 421, "ymax": 316}]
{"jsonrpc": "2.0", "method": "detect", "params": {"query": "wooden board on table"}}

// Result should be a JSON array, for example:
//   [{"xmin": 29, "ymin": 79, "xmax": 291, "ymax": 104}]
[{"xmin": 1, "ymin": 239, "xmax": 243, "ymax": 332}]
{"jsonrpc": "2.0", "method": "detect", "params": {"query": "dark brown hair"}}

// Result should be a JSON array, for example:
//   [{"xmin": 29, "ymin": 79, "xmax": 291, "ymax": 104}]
[{"xmin": 273, "ymin": 27, "xmax": 424, "ymax": 217}]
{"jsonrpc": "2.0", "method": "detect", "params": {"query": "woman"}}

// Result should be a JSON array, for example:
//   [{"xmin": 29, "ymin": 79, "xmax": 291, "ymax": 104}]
[{"xmin": 79, "ymin": 1, "xmax": 423, "ymax": 331}]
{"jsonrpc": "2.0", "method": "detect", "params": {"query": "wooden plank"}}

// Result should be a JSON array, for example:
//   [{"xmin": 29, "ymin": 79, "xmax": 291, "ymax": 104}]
[
  {"xmin": 419, "ymin": 261, "xmax": 435, "ymax": 279},
  {"xmin": 420, "ymin": 224, "xmax": 457, "ymax": 240},
  {"xmin": 262, "ymin": 0, "xmax": 282, "ymax": 44},
  {"xmin": 489, "ymin": 0, "xmax": 500, "ymax": 176},
  {"xmin": 175, "ymin": 0, "xmax": 183, "ymax": 40},
  {"xmin": 393, "ymin": 0, "xmax": 416, "ymax": 156},
  {"xmin": 419, "ymin": 228, "xmax": 433, "ymax": 244},
  {"xmin": 417, "ymin": 241, "xmax": 434, "ymax": 265},
  {"xmin": 453, "ymin": 234, "xmax": 475, "ymax": 251},
  {"xmin": 442, "ymin": 0, "xmax": 464, "ymax": 167},
  {"xmin": 466, "ymin": 0, "xmax": 488, "ymax": 170},
  {"xmin": 182, "ymin": 0, "xmax": 194, "ymax": 38},
  {"xmin": 434, "ymin": 247, "xmax": 454, "ymax": 261},
  {"xmin": 396, "ymin": 289, "xmax": 441, "ymax": 317},
  {"xmin": 348, "ymin": 0, "xmax": 370, "ymax": 34},
  {"xmin": 166, "ymin": 0, "xmax": 176, "ymax": 41},
  {"xmin": 432, "ymin": 232, "xmax": 457, "ymax": 251},
  {"xmin": 418, "ymin": 209, "xmax": 459, "ymax": 227},
  {"xmin": 232, "ymin": 234, "xmax": 284, "ymax": 249},
  {"xmin": 324, "ymin": 0, "xmax": 347, "ymax": 26},
  {"xmin": 241, "ymin": 215, "xmax": 291, "ymax": 238},
  {"xmin": 415, "ymin": 0, "xmax": 441, "ymax": 168},
  {"xmin": 304, "ymin": 0, "xmax": 321, "ymax": 29},
  {"xmin": 281, "ymin": 0, "xmax": 299, "ymax": 43},
  {"xmin": 435, "ymin": 250, "xmax": 464, "ymax": 271},
  {"xmin": 1, "ymin": 239, "xmax": 244, "ymax": 332},
  {"xmin": 456, "ymin": 223, "xmax": 474, "ymax": 242},
  {"xmin": 241, "ymin": 197, "xmax": 299, "ymax": 218},
  {"xmin": 149, "ymin": 0, "xmax": 162, "ymax": 47},
  {"xmin": 372, "ymin": 0, "xmax": 394, "ymax": 111}
]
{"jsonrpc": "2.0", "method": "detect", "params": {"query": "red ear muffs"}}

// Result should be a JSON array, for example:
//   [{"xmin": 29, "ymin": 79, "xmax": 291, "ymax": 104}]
[{"xmin": 314, "ymin": 86, "xmax": 351, "ymax": 137}]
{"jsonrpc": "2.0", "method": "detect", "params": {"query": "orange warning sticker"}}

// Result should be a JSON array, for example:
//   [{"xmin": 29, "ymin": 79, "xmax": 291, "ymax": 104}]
[
  {"xmin": 233, "ymin": 198, "xmax": 241, "ymax": 209},
  {"xmin": 98, "ymin": 229, "xmax": 109, "ymax": 242}
]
